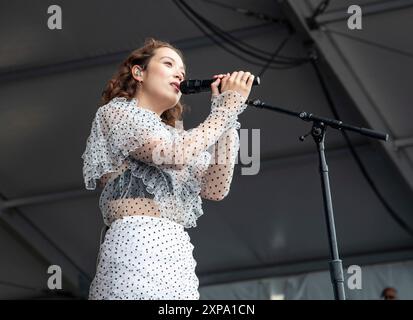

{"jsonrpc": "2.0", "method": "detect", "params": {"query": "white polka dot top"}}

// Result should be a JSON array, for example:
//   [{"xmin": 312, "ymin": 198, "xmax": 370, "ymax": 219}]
[{"xmin": 81, "ymin": 90, "xmax": 248, "ymax": 228}]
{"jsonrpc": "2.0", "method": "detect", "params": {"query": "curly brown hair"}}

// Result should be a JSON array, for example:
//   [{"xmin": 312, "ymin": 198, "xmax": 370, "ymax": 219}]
[{"xmin": 100, "ymin": 37, "xmax": 189, "ymax": 128}]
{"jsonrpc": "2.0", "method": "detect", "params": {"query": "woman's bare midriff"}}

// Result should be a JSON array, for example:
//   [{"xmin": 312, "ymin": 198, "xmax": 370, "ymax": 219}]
[
  {"xmin": 99, "ymin": 162, "xmax": 162, "ymax": 220},
  {"xmin": 106, "ymin": 197, "xmax": 162, "ymax": 220}
]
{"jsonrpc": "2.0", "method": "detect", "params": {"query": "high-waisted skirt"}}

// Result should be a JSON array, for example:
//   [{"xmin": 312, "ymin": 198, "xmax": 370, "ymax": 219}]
[{"xmin": 88, "ymin": 215, "xmax": 200, "ymax": 300}]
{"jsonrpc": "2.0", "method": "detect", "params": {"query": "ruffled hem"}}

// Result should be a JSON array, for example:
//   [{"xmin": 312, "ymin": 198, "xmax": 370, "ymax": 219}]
[{"xmin": 128, "ymin": 157, "xmax": 210, "ymax": 228}]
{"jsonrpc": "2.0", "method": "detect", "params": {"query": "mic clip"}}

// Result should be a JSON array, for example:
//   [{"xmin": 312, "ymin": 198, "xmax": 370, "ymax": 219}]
[{"xmin": 299, "ymin": 124, "xmax": 324, "ymax": 142}]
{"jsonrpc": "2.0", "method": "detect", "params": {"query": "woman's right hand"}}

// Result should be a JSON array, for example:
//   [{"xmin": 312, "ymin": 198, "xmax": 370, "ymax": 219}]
[{"xmin": 219, "ymin": 71, "xmax": 255, "ymax": 100}]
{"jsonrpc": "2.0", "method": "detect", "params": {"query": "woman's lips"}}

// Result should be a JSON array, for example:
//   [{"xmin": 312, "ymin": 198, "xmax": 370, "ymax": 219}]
[{"xmin": 170, "ymin": 83, "xmax": 180, "ymax": 92}]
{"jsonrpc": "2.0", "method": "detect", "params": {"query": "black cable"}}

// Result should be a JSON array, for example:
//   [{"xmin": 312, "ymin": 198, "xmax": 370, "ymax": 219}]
[
  {"xmin": 179, "ymin": 0, "xmax": 307, "ymax": 65},
  {"xmin": 173, "ymin": 0, "xmax": 309, "ymax": 70},
  {"xmin": 257, "ymin": 36, "xmax": 292, "ymax": 78},
  {"xmin": 177, "ymin": 0, "xmax": 300, "ymax": 65},
  {"xmin": 309, "ymin": 50, "xmax": 413, "ymax": 239},
  {"xmin": 202, "ymin": 18, "xmax": 303, "ymax": 64},
  {"xmin": 199, "ymin": 0, "xmax": 296, "ymax": 51},
  {"xmin": 310, "ymin": 0, "xmax": 331, "ymax": 20},
  {"xmin": 173, "ymin": 0, "xmax": 304, "ymax": 70},
  {"xmin": 327, "ymin": 28, "xmax": 413, "ymax": 60},
  {"xmin": 307, "ymin": 0, "xmax": 331, "ymax": 29},
  {"xmin": 172, "ymin": 0, "xmax": 275, "ymax": 69},
  {"xmin": 200, "ymin": 0, "xmax": 286, "ymax": 25}
]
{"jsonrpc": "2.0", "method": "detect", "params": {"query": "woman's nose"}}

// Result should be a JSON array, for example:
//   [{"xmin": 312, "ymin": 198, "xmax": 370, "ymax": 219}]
[{"xmin": 174, "ymin": 72, "xmax": 184, "ymax": 82}]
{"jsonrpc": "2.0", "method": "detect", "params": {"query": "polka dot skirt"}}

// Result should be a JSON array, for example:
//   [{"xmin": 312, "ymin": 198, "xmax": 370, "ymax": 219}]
[{"xmin": 89, "ymin": 215, "xmax": 199, "ymax": 300}]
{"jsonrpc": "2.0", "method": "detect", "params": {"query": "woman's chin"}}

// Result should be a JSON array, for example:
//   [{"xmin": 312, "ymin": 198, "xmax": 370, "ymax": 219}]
[
  {"xmin": 162, "ymin": 97, "xmax": 180, "ymax": 111},
  {"xmin": 167, "ymin": 92, "xmax": 181, "ymax": 106}
]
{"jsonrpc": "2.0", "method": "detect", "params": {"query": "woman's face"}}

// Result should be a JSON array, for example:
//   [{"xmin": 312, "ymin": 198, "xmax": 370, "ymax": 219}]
[{"xmin": 134, "ymin": 47, "xmax": 186, "ymax": 112}]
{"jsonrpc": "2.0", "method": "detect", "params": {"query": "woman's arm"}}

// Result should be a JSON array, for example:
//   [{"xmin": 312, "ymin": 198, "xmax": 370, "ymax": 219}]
[
  {"xmin": 199, "ymin": 126, "xmax": 239, "ymax": 201},
  {"xmin": 101, "ymin": 90, "xmax": 247, "ymax": 171}
]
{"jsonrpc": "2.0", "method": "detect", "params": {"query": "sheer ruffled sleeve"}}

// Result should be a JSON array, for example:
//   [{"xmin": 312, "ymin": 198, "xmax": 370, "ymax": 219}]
[
  {"xmin": 197, "ymin": 127, "xmax": 239, "ymax": 201},
  {"xmin": 81, "ymin": 97, "xmax": 164, "ymax": 190},
  {"xmin": 187, "ymin": 93, "xmax": 243, "ymax": 201},
  {"xmin": 81, "ymin": 91, "xmax": 247, "ymax": 191}
]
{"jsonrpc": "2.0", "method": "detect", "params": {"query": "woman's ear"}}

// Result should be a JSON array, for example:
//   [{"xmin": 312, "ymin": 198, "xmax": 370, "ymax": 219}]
[{"xmin": 132, "ymin": 65, "xmax": 144, "ymax": 82}]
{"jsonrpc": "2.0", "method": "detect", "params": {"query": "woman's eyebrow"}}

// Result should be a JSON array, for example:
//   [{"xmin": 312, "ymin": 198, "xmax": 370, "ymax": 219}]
[{"xmin": 160, "ymin": 56, "xmax": 186, "ymax": 75}]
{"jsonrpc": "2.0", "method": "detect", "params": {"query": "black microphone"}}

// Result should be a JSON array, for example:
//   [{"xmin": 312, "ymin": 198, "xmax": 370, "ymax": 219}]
[{"xmin": 180, "ymin": 76, "xmax": 260, "ymax": 94}]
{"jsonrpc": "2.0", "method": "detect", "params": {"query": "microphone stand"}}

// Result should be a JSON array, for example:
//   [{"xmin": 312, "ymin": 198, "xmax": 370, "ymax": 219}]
[{"xmin": 245, "ymin": 95, "xmax": 389, "ymax": 300}]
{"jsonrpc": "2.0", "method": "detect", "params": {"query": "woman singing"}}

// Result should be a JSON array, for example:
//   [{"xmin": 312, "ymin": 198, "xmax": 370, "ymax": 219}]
[{"xmin": 81, "ymin": 37, "xmax": 254, "ymax": 300}]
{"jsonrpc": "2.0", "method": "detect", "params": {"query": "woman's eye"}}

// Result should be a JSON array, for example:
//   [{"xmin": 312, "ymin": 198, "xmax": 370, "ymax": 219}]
[{"xmin": 164, "ymin": 61, "xmax": 185, "ymax": 78}]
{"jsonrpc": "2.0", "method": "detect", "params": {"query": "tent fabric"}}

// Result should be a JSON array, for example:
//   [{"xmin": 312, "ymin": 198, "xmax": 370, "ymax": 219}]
[{"xmin": 1, "ymin": 0, "xmax": 412, "ymax": 299}]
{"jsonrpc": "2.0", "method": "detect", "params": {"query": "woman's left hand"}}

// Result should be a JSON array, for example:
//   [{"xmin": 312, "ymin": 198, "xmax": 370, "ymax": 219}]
[{"xmin": 211, "ymin": 73, "xmax": 230, "ymax": 99}]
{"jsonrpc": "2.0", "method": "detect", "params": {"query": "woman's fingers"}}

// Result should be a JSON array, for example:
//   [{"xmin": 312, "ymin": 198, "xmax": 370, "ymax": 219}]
[
  {"xmin": 247, "ymin": 74, "xmax": 255, "ymax": 87},
  {"xmin": 210, "ymin": 75, "xmax": 222, "ymax": 96},
  {"xmin": 242, "ymin": 72, "xmax": 251, "ymax": 83},
  {"xmin": 219, "ymin": 70, "xmax": 254, "ymax": 99},
  {"xmin": 214, "ymin": 72, "xmax": 251, "ymax": 80},
  {"xmin": 229, "ymin": 71, "xmax": 238, "ymax": 82},
  {"xmin": 235, "ymin": 71, "xmax": 245, "ymax": 83},
  {"xmin": 213, "ymin": 71, "xmax": 253, "ymax": 95},
  {"xmin": 213, "ymin": 74, "xmax": 227, "ymax": 79}
]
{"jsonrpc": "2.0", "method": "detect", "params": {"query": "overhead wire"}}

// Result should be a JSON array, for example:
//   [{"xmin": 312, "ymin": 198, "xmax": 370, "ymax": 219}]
[{"xmin": 172, "ymin": 0, "xmax": 310, "ymax": 70}]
